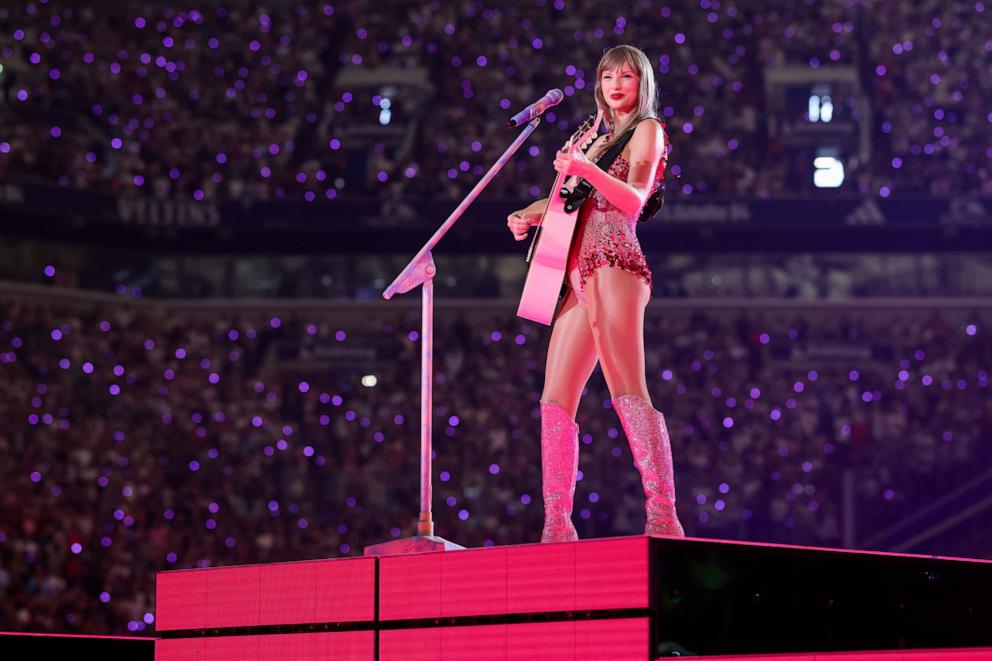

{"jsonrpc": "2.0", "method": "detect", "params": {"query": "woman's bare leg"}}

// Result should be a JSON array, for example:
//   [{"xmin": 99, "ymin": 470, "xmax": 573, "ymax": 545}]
[
  {"xmin": 541, "ymin": 288, "xmax": 599, "ymax": 419},
  {"xmin": 583, "ymin": 267, "xmax": 651, "ymax": 403},
  {"xmin": 585, "ymin": 267, "xmax": 684, "ymax": 536},
  {"xmin": 538, "ymin": 287, "xmax": 599, "ymax": 542}
]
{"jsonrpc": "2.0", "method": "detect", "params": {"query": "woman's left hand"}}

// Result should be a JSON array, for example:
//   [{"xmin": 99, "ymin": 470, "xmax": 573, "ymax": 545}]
[{"xmin": 553, "ymin": 147, "xmax": 592, "ymax": 178}]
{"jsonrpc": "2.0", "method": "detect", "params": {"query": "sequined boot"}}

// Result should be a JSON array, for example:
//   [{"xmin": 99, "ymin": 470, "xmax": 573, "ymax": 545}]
[
  {"xmin": 539, "ymin": 400, "xmax": 579, "ymax": 542},
  {"xmin": 613, "ymin": 394, "xmax": 685, "ymax": 537}
]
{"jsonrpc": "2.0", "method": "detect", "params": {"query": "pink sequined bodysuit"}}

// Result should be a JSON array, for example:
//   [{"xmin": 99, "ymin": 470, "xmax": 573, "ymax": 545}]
[{"xmin": 564, "ymin": 150, "xmax": 665, "ymax": 306}]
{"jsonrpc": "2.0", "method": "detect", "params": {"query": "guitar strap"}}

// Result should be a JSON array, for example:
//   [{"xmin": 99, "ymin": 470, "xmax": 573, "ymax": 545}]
[
  {"xmin": 549, "ymin": 127, "xmax": 641, "ymax": 307},
  {"xmin": 561, "ymin": 122, "xmax": 640, "ymax": 214}
]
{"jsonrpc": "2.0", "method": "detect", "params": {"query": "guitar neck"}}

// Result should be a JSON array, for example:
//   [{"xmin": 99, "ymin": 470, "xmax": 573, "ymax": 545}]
[{"xmin": 525, "ymin": 168, "xmax": 569, "ymax": 263}]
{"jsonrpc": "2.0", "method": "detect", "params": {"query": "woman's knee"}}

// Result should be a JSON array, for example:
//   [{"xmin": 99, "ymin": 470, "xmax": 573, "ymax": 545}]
[
  {"xmin": 539, "ymin": 390, "xmax": 580, "ymax": 419},
  {"xmin": 606, "ymin": 382, "xmax": 652, "ymax": 406}
]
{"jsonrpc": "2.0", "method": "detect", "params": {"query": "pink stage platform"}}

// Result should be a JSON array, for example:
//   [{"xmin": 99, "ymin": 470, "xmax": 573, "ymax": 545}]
[{"xmin": 154, "ymin": 535, "xmax": 992, "ymax": 660}]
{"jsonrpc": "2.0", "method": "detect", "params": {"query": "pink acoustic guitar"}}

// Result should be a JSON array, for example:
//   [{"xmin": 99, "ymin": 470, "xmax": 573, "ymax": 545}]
[{"xmin": 517, "ymin": 110, "xmax": 604, "ymax": 325}]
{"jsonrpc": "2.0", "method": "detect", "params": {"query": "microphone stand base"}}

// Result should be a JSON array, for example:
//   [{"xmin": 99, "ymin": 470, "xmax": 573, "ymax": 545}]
[{"xmin": 363, "ymin": 535, "xmax": 465, "ymax": 557}]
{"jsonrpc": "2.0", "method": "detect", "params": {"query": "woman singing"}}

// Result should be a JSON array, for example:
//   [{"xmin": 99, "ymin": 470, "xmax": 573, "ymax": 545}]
[{"xmin": 506, "ymin": 45, "xmax": 685, "ymax": 542}]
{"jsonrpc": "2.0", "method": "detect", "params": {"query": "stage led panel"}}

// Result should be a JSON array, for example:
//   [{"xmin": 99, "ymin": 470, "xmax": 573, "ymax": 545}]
[
  {"xmin": 157, "ymin": 632, "xmax": 374, "ymax": 661},
  {"xmin": 379, "ymin": 536, "xmax": 649, "ymax": 621},
  {"xmin": 379, "ymin": 618, "xmax": 650, "ymax": 660},
  {"xmin": 156, "ymin": 569, "xmax": 209, "ymax": 631},
  {"xmin": 156, "ymin": 556, "xmax": 375, "ymax": 631}
]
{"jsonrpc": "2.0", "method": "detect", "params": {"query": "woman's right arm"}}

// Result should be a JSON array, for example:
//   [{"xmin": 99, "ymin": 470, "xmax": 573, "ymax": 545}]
[{"xmin": 506, "ymin": 197, "xmax": 549, "ymax": 241}]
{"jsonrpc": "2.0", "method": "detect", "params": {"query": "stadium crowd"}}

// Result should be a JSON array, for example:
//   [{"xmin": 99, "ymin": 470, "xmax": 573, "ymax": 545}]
[
  {"xmin": 1, "ymin": 0, "xmax": 990, "ymax": 201},
  {"xmin": 1, "ymin": 291, "xmax": 990, "ymax": 634},
  {"xmin": 1, "ymin": 0, "xmax": 991, "ymax": 641}
]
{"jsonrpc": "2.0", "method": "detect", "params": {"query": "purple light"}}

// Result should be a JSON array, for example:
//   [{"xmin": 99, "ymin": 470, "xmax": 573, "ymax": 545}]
[
  {"xmin": 489, "ymin": 464, "xmax": 500, "ymax": 475},
  {"xmin": 82, "ymin": 363, "xmax": 94, "ymax": 374},
  {"xmin": 458, "ymin": 509, "xmax": 469, "ymax": 520},
  {"xmin": 70, "ymin": 543, "xmax": 82, "ymax": 554}
]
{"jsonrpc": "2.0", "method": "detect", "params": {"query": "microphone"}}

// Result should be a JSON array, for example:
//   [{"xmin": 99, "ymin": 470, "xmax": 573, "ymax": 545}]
[{"xmin": 507, "ymin": 89, "xmax": 564, "ymax": 128}]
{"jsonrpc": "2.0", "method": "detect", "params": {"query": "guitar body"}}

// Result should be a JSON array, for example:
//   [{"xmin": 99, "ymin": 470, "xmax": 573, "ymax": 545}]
[{"xmin": 517, "ymin": 111, "xmax": 603, "ymax": 325}]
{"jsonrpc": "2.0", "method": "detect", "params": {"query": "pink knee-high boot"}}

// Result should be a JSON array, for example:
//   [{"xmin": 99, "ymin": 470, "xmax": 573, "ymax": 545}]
[
  {"xmin": 539, "ymin": 400, "xmax": 579, "ymax": 542},
  {"xmin": 612, "ymin": 394, "xmax": 685, "ymax": 537}
]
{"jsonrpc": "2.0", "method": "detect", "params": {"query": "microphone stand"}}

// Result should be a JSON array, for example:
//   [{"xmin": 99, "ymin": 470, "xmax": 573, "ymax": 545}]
[{"xmin": 364, "ymin": 117, "xmax": 542, "ymax": 556}]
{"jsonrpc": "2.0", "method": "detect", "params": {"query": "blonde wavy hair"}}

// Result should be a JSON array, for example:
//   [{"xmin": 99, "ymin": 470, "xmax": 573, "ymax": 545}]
[{"xmin": 593, "ymin": 45, "xmax": 661, "ymax": 153}]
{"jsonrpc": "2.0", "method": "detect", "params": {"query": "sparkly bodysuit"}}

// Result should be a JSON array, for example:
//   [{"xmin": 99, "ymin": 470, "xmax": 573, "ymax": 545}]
[{"xmin": 564, "ymin": 148, "xmax": 666, "ymax": 306}]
